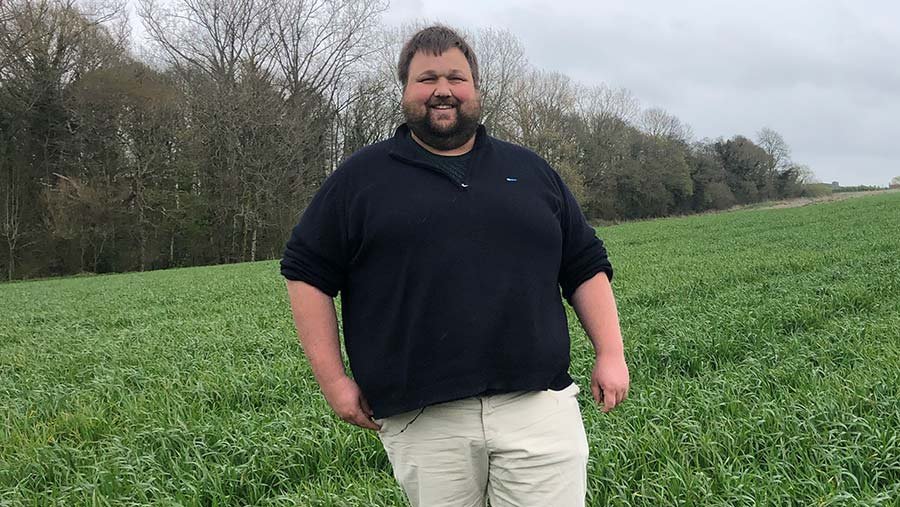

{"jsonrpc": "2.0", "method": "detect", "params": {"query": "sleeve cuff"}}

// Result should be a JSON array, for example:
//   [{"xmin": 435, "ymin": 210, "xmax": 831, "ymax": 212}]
[
  {"xmin": 559, "ymin": 247, "xmax": 613, "ymax": 304},
  {"xmin": 280, "ymin": 243, "xmax": 344, "ymax": 297}
]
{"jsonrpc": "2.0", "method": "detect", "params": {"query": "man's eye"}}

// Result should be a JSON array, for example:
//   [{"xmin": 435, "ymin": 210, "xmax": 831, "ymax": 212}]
[
  {"xmin": 450, "ymin": 77, "xmax": 464, "ymax": 82},
  {"xmin": 420, "ymin": 77, "xmax": 436, "ymax": 82}
]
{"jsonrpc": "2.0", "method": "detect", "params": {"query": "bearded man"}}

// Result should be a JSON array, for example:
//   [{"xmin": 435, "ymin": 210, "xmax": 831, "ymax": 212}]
[{"xmin": 281, "ymin": 25, "xmax": 630, "ymax": 506}]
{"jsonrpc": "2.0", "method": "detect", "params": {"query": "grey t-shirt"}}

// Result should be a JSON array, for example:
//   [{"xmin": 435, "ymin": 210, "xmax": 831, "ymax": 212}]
[{"xmin": 407, "ymin": 132, "xmax": 472, "ymax": 184}]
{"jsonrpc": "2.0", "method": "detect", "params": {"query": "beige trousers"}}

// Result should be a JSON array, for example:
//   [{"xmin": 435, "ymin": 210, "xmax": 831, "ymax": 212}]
[{"xmin": 376, "ymin": 383, "xmax": 588, "ymax": 507}]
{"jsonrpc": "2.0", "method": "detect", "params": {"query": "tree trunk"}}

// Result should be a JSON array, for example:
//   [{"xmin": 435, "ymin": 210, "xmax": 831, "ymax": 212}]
[
  {"xmin": 241, "ymin": 206, "xmax": 249, "ymax": 262},
  {"xmin": 139, "ymin": 205, "xmax": 147, "ymax": 271},
  {"xmin": 171, "ymin": 182, "xmax": 179, "ymax": 267},
  {"xmin": 90, "ymin": 228, "xmax": 109, "ymax": 274},
  {"xmin": 7, "ymin": 243, "xmax": 13, "ymax": 282},
  {"xmin": 2, "ymin": 165, "xmax": 21, "ymax": 281},
  {"xmin": 250, "ymin": 223, "xmax": 257, "ymax": 262},
  {"xmin": 79, "ymin": 237, "xmax": 86, "ymax": 273},
  {"xmin": 231, "ymin": 213, "xmax": 239, "ymax": 263}
]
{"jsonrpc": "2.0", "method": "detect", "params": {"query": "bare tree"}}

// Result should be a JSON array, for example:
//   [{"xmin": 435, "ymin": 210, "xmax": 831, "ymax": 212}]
[
  {"xmin": 339, "ymin": 75, "xmax": 398, "ymax": 156},
  {"xmin": 139, "ymin": 0, "xmax": 277, "ymax": 84},
  {"xmin": 508, "ymin": 69, "xmax": 586, "ymax": 200},
  {"xmin": 574, "ymin": 85, "xmax": 640, "ymax": 219},
  {"xmin": 473, "ymin": 27, "xmax": 526, "ymax": 139},
  {"xmin": 0, "ymin": 155, "xmax": 24, "ymax": 281},
  {"xmin": 509, "ymin": 70, "xmax": 575, "ymax": 145},
  {"xmin": 270, "ymin": 0, "xmax": 387, "ymax": 101},
  {"xmin": 639, "ymin": 106, "xmax": 693, "ymax": 143},
  {"xmin": 756, "ymin": 127, "xmax": 792, "ymax": 172},
  {"xmin": 0, "ymin": 0, "xmax": 47, "ymax": 77},
  {"xmin": 794, "ymin": 164, "xmax": 817, "ymax": 184},
  {"xmin": 577, "ymin": 82, "xmax": 640, "ymax": 125}
]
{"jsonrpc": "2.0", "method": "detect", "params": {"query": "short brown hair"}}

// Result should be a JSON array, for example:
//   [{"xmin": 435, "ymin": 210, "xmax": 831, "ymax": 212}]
[{"xmin": 397, "ymin": 25, "xmax": 480, "ymax": 89}]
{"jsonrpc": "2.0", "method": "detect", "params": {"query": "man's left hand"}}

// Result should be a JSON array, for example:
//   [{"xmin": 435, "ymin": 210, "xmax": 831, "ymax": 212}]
[{"xmin": 591, "ymin": 353, "xmax": 630, "ymax": 413}]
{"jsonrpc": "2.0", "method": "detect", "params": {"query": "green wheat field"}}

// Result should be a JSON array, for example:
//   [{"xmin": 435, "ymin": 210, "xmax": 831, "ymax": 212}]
[{"xmin": 2, "ymin": 193, "xmax": 899, "ymax": 506}]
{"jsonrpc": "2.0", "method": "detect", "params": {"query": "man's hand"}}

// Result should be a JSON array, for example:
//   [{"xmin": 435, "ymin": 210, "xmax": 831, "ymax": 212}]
[
  {"xmin": 285, "ymin": 281, "xmax": 380, "ymax": 432},
  {"xmin": 320, "ymin": 375, "xmax": 381, "ymax": 431},
  {"xmin": 591, "ymin": 352, "xmax": 630, "ymax": 413},
  {"xmin": 570, "ymin": 273, "xmax": 629, "ymax": 413}
]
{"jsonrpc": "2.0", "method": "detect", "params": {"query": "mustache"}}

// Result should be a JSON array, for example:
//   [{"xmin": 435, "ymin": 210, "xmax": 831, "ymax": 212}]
[{"xmin": 426, "ymin": 98, "xmax": 459, "ymax": 107}]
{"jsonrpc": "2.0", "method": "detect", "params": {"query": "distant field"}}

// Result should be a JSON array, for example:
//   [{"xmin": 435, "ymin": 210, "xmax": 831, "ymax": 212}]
[{"xmin": 2, "ymin": 193, "xmax": 899, "ymax": 506}]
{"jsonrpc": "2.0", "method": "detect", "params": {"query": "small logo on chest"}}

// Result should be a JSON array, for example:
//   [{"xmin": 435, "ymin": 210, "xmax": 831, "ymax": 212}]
[{"xmin": 506, "ymin": 177, "xmax": 518, "ymax": 182}]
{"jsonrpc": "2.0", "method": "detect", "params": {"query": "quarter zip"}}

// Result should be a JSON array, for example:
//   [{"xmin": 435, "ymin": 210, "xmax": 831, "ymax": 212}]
[
  {"xmin": 389, "ymin": 152, "xmax": 471, "ymax": 190},
  {"xmin": 387, "ymin": 124, "xmax": 493, "ymax": 191}
]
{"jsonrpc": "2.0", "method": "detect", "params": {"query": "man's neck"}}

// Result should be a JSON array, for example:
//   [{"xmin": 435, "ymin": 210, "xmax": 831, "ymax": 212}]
[{"xmin": 410, "ymin": 131, "xmax": 476, "ymax": 156}]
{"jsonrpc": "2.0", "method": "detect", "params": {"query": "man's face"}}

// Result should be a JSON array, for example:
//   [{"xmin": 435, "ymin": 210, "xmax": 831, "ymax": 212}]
[{"xmin": 401, "ymin": 47, "xmax": 482, "ymax": 151}]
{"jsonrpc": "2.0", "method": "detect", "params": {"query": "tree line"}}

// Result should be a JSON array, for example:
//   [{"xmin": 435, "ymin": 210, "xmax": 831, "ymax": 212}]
[{"xmin": 0, "ymin": 0, "xmax": 815, "ymax": 281}]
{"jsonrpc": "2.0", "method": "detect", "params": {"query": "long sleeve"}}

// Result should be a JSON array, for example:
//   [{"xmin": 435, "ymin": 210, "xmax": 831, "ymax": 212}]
[
  {"xmin": 555, "ymin": 172, "xmax": 613, "ymax": 304},
  {"xmin": 280, "ymin": 170, "xmax": 352, "ymax": 297}
]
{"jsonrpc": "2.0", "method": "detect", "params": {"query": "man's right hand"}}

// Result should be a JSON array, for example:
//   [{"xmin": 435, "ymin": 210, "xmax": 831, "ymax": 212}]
[{"xmin": 320, "ymin": 375, "xmax": 381, "ymax": 431}]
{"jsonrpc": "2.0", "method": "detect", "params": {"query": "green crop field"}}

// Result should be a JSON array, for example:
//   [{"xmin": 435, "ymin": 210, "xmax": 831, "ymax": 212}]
[{"xmin": 2, "ymin": 193, "xmax": 899, "ymax": 506}]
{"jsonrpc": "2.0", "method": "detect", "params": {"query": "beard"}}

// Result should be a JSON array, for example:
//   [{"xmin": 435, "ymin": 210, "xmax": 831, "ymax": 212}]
[{"xmin": 402, "ymin": 96, "xmax": 482, "ymax": 151}]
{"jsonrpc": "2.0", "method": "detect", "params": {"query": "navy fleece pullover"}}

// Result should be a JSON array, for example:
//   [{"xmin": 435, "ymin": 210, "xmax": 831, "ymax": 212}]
[{"xmin": 281, "ymin": 124, "xmax": 613, "ymax": 418}]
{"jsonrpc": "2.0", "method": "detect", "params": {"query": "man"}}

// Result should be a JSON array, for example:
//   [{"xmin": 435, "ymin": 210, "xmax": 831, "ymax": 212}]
[{"xmin": 281, "ymin": 25, "xmax": 629, "ymax": 506}]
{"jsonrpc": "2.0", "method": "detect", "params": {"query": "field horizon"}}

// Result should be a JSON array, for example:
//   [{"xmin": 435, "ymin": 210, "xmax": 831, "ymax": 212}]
[
  {"xmin": 6, "ymin": 189, "xmax": 898, "ymax": 288},
  {"xmin": 2, "ymin": 192, "xmax": 899, "ymax": 505}
]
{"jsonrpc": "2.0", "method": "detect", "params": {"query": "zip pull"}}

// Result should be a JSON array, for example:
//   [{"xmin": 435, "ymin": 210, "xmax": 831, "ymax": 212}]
[{"xmin": 460, "ymin": 183, "xmax": 469, "ymax": 188}]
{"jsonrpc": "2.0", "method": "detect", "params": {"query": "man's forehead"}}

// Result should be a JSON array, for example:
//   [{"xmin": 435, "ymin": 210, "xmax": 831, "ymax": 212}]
[
  {"xmin": 410, "ymin": 48, "xmax": 471, "ymax": 73},
  {"xmin": 416, "ymin": 47, "xmax": 458, "ymax": 57}
]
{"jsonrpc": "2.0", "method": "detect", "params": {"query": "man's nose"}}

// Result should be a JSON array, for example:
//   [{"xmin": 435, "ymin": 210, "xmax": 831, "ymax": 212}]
[{"xmin": 433, "ymin": 79, "xmax": 452, "ymax": 97}]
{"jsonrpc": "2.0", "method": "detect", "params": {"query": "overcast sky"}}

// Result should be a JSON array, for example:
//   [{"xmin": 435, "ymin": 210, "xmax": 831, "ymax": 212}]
[
  {"xmin": 128, "ymin": 0, "xmax": 899, "ymax": 186},
  {"xmin": 382, "ymin": 0, "xmax": 899, "ymax": 186}
]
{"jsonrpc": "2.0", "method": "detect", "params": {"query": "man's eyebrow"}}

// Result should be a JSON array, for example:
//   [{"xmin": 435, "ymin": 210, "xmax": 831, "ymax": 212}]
[{"xmin": 414, "ymin": 69, "xmax": 468, "ymax": 79}]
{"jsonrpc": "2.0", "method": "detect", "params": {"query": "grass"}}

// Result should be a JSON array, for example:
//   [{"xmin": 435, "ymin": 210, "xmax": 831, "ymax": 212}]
[{"xmin": 2, "ymin": 192, "xmax": 899, "ymax": 506}]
